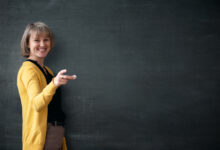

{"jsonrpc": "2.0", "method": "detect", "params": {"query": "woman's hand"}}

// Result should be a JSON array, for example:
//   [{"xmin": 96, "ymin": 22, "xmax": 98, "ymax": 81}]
[{"xmin": 53, "ymin": 69, "xmax": 77, "ymax": 87}]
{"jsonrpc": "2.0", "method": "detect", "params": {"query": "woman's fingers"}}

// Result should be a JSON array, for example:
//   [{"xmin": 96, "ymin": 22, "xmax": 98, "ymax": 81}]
[
  {"xmin": 54, "ymin": 69, "xmax": 77, "ymax": 87},
  {"xmin": 57, "ymin": 69, "xmax": 67, "ymax": 76},
  {"xmin": 61, "ymin": 75, "xmax": 77, "ymax": 80}
]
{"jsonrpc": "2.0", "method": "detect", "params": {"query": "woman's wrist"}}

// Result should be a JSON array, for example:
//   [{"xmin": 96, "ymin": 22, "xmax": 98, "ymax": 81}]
[{"xmin": 53, "ymin": 77, "xmax": 60, "ymax": 87}]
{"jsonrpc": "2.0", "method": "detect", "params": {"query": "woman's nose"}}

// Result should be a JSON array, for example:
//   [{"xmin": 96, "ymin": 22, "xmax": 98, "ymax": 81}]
[{"xmin": 40, "ymin": 41, "xmax": 45, "ymax": 46}]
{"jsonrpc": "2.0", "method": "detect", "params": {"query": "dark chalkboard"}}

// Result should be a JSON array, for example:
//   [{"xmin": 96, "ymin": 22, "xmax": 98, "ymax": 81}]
[{"xmin": 1, "ymin": 0, "xmax": 220, "ymax": 149}]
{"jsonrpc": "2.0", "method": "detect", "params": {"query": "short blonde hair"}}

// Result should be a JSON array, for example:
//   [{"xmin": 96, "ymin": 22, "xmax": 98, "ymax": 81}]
[{"xmin": 20, "ymin": 21, "xmax": 55, "ymax": 58}]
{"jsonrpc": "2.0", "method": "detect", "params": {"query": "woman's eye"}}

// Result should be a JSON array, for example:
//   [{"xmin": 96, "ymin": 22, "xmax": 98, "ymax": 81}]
[{"xmin": 34, "ymin": 40, "xmax": 40, "ymax": 42}]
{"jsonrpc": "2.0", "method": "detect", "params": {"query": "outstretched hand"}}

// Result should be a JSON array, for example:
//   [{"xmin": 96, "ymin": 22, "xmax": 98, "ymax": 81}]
[{"xmin": 53, "ymin": 69, "xmax": 77, "ymax": 87}]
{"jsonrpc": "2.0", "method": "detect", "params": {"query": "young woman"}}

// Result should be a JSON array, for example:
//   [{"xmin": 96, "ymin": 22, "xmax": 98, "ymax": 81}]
[{"xmin": 17, "ymin": 22, "xmax": 76, "ymax": 150}]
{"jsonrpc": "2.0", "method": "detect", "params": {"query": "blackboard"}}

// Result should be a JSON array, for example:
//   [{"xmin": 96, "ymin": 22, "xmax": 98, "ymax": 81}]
[{"xmin": 0, "ymin": 0, "xmax": 220, "ymax": 149}]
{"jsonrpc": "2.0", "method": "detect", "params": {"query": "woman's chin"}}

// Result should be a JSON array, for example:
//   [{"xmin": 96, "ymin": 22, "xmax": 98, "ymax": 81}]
[
  {"xmin": 37, "ymin": 52, "xmax": 49, "ymax": 58},
  {"xmin": 36, "ymin": 55, "xmax": 47, "ymax": 59}
]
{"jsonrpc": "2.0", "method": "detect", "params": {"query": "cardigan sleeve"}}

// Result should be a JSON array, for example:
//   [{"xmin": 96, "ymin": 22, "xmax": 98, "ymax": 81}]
[{"xmin": 21, "ymin": 67, "xmax": 58, "ymax": 112}]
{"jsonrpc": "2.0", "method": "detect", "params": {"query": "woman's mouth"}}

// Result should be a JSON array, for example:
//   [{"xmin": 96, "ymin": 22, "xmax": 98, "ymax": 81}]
[{"xmin": 38, "ymin": 48, "xmax": 47, "ymax": 52}]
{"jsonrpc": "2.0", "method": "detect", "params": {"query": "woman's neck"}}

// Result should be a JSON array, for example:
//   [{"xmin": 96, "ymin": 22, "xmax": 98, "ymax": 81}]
[{"xmin": 28, "ymin": 56, "xmax": 45, "ymax": 68}]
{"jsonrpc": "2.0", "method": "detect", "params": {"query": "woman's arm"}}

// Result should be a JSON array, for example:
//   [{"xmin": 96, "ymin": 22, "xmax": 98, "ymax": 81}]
[{"xmin": 21, "ymin": 67, "xmax": 57, "ymax": 112}]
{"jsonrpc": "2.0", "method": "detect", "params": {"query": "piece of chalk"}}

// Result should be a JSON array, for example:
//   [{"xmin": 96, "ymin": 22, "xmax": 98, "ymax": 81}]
[{"xmin": 73, "ymin": 75, "xmax": 77, "ymax": 78}]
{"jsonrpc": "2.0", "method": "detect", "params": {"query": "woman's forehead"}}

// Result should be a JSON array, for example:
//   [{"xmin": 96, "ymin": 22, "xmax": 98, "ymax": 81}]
[{"xmin": 30, "ymin": 31, "xmax": 50, "ymax": 38}]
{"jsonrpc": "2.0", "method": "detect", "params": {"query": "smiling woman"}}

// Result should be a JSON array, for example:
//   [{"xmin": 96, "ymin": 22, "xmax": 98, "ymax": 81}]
[
  {"xmin": 17, "ymin": 22, "xmax": 76, "ymax": 150},
  {"xmin": 28, "ymin": 33, "xmax": 51, "ymax": 59},
  {"xmin": 20, "ymin": 22, "xmax": 54, "ymax": 59}
]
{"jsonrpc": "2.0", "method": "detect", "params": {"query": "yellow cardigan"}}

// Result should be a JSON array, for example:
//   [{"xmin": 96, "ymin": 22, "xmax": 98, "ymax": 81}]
[{"xmin": 17, "ymin": 61, "xmax": 67, "ymax": 150}]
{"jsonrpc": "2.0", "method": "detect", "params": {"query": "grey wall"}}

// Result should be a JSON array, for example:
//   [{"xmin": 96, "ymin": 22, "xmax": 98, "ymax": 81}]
[{"xmin": 0, "ymin": 0, "xmax": 220, "ymax": 149}]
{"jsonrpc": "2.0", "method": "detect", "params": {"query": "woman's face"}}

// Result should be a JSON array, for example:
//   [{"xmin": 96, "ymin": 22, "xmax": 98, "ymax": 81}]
[{"xmin": 28, "ymin": 32, "xmax": 51, "ymax": 59}]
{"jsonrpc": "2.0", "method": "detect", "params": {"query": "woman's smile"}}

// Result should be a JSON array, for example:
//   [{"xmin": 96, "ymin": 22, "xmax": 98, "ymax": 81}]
[{"xmin": 37, "ymin": 47, "xmax": 49, "ymax": 53}]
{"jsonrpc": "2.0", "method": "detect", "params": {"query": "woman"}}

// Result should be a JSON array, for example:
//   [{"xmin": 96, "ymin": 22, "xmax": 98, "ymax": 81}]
[{"xmin": 17, "ymin": 22, "xmax": 76, "ymax": 150}]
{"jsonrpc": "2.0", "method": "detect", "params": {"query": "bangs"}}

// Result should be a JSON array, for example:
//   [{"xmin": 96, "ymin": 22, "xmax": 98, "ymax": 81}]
[{"xmin": 29, "ymin": 27, "xmax": 52, "ymax": 38}]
